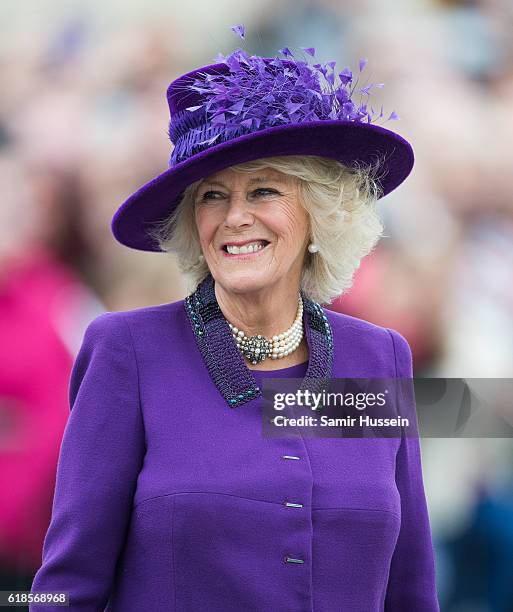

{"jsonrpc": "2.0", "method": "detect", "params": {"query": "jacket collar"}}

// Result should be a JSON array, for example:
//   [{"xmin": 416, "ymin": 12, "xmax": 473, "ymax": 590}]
[{"xmin": 184, "ymin": 273, "xmax": 334, "ymax": 408}]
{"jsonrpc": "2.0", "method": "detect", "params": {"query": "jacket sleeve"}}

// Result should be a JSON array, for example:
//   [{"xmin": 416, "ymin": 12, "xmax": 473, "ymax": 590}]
[
  {"xmin": 384, "ymin": 328, "xmax": 439, "ymax": 611},
  {"xmin": 30, "ymin": 312, "xmax": 145, "ymax": 611}
]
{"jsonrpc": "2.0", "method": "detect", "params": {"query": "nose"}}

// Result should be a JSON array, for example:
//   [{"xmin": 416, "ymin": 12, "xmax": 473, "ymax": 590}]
[{"xmin": 223, "ymin": 192, "xmax": 254, "ymax": 229}]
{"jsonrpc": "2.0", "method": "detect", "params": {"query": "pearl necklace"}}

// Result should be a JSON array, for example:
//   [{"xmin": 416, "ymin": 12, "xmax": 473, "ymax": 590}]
[{"xmin": 227, "ymin": 295, "xmax": 304, "ymax": 365}]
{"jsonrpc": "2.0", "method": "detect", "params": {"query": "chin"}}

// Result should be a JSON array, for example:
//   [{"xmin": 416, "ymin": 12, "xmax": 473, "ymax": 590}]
[{"xmin": 214, "ymin": 268, "xmax": 273, "ymax": 295}]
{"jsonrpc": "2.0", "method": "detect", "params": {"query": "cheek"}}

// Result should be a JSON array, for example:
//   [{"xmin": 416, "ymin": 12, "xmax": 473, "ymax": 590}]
[
  {"xmin": 195, "ymin": 210, "xmax": 217, "ymax": 246},
  {"xmin": 271, "ymin": 202, "xmax": 308, "ymax": 242}
]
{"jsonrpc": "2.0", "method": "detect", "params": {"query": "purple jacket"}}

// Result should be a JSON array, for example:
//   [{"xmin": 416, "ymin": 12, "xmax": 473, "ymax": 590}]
[{"xmin": 30, "ymin": 277, "xmax": 439, "ymax": 611}]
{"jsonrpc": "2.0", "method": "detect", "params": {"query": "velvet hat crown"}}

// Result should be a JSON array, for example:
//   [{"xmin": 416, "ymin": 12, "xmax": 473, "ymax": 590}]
[{"xmin": 111, "ymin": 25, "xmax": 414, "ymax": 252}]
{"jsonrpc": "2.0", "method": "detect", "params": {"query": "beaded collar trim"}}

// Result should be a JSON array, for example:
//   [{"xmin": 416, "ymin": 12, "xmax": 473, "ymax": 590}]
[{"xmin": 184, "ymin": 273, "xmax": 334, "ymax": 408}]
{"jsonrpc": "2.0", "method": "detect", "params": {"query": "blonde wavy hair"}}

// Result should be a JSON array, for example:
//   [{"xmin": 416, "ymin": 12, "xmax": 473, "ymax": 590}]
[{"xmin": 148, "ymin": 155, "xmax": 385, "ymax": 305}]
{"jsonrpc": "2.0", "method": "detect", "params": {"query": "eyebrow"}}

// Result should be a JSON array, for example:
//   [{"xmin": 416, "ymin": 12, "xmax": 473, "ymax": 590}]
[{"xmin": 200, "ymin": 175, "xmax": 286, "ymax": 189}]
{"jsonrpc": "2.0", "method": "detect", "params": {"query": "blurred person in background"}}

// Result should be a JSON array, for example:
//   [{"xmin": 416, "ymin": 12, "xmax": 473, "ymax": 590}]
[
  {"xmin": 442, "ymin": 467, "xmax": 513, "ymax": 611},
  {"xmin": 0, "ymin": 153, "xmax": 103, "ymax": 592}
]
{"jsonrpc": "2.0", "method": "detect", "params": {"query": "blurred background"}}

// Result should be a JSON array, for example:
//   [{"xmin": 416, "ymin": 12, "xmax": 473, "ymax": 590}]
[{"xmin": 1, "ymin": 0, "xmax": 513, "ymax": 610}]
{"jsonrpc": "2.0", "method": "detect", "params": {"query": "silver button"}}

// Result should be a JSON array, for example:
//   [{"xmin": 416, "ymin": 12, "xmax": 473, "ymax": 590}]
[
  {"xmin": 284, "ymin": 501, "xmax": 303, "ymax": 508},
  {"xmin": 281, "ymin": 455, "xmax": 301, "ymax": 460},
  {"xmin": 284, "ymin": 556, "xmax": 304, "ymax": 564}
]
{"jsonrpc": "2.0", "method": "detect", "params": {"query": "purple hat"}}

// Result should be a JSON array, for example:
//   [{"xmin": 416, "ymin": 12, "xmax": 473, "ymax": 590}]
[{"xmin": 112, "ymin": 33, "xmax": 414, "ymax": 252}]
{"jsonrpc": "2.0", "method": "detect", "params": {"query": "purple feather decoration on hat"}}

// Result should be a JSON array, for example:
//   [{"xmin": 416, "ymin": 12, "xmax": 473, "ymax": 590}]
[
  {"xmin": 230, "ymin": 24, "xmax": 245, "ymax": 39},
  {"xmin": 168, "ymin": 25, "xmax": 398, "ymax": 166}
]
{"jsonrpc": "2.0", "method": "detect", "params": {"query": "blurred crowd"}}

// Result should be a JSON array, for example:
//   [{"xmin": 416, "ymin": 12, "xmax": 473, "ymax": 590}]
[{"xmin": 1, "ymin": 0, "xmax": 513, "ymax": 609}]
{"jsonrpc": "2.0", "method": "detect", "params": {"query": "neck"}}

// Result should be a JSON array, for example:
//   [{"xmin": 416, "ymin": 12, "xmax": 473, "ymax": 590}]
[{"xmin": 214, "ymin": 280, "xmax": 301, "ymax": 339}]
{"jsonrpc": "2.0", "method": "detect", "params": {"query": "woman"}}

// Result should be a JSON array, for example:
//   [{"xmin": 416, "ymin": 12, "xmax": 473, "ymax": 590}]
[{"xmin": 30, "ymin": 38, "xmax": 439, "ymax": 611}]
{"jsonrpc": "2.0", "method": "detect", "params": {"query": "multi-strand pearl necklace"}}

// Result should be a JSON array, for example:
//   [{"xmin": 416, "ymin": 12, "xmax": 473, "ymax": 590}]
[{"xmin": 227, "ymin": 295, "xmax": 304, "ymax": 365}]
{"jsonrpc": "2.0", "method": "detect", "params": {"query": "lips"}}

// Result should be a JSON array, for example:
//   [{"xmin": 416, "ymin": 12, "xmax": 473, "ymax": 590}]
[{"xmin": 221, "ymin": 239, "xmax": 270, "ymax": 252}]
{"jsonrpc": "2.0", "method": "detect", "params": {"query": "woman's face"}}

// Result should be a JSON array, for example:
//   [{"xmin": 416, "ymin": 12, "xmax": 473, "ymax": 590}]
[{"xmin": 194, "ymin": 166, "xmax": 310, "ymax": 297}]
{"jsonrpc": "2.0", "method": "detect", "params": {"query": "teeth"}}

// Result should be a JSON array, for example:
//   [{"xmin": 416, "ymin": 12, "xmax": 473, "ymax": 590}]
[{"xmin": 226, "ymin": 241, "xmax": 267, "ymax": 255}]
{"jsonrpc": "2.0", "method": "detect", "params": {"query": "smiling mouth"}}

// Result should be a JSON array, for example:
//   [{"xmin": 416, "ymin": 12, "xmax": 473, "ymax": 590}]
[{"xmin": 222, "ymin": 240, "xmax": 271, "ymax": 256}]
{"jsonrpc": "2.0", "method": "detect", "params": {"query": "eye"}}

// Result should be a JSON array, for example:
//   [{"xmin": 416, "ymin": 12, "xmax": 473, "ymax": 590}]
[
  {"xmin": 252, "ymin": 188, "xmax": 280, "ymax": 197},
  {"xmin": 198, "ymin": 188, "xmax": 279, "ymax": 203},
  {"xmin": 198, "ymin": 190, "xmax": 224, "ymax": 202}
]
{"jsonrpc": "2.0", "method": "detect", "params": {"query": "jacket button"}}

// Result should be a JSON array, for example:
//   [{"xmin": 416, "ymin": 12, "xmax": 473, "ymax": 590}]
[
  {"xmin": 283, "ymin": 555, "xmax": 304, "ymax": 564},
  {"xmin": 284, "ymin": 501, "xmax": 303, "ymax": 508}
]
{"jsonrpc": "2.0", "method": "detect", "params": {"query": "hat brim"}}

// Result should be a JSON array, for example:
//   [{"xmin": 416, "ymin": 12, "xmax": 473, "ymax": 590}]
[{"xmin": 111, "ymin": 120, "xmax": 414, "ymax": 252}]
